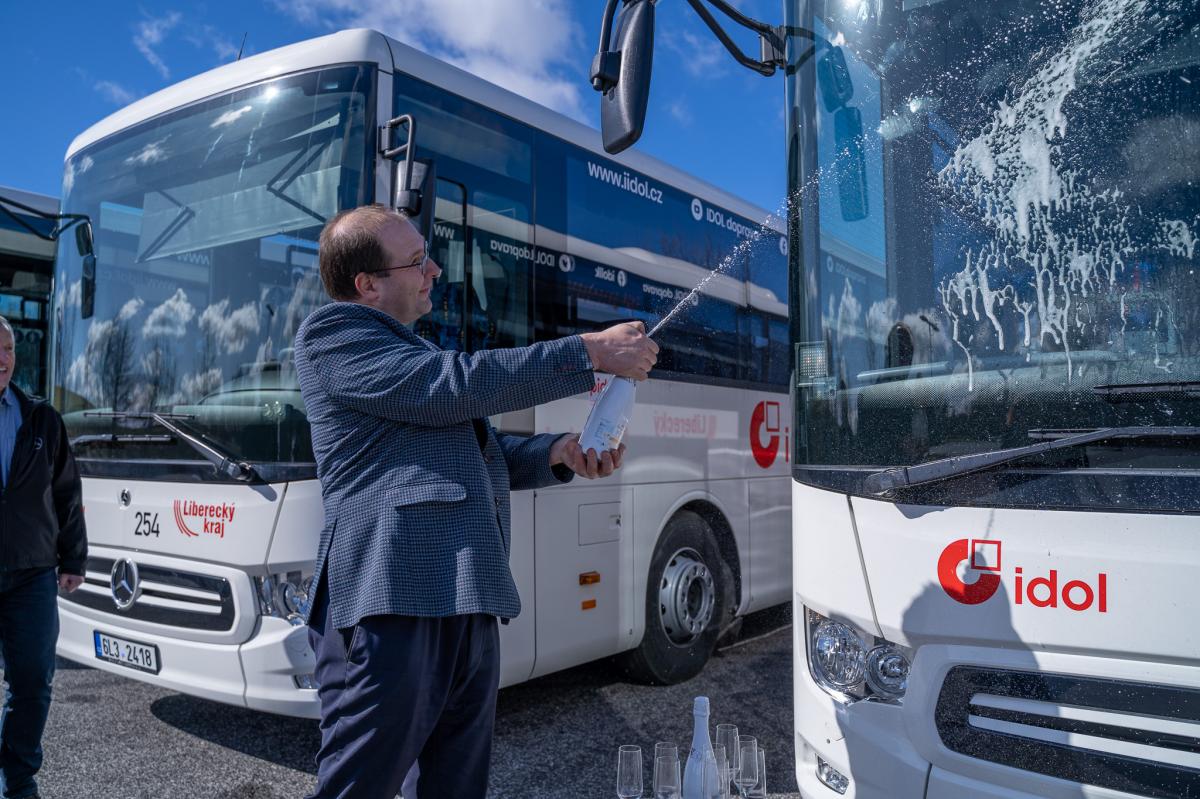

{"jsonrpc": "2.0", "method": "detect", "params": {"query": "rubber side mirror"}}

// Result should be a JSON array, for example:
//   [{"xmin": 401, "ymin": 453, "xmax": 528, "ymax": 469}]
[{"xmin": 599, "ymin": 0, "xmax": 656, "ymax": 154}]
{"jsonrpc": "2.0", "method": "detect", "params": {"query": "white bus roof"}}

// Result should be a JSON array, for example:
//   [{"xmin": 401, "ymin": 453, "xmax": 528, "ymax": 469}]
[
  {"xmin": 0, "ymin": 186, "xmax": 58, "ymax": 215},
  {"xmin": 66, "ymin": 29, "xmax": 781, "ymax": 230}
]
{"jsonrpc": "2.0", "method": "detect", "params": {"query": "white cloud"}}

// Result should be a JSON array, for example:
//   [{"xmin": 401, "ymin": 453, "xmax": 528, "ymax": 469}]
[
  {"xmin": 665, "ymin": 30, "xmax": 728, "ymax": 79},
  {"xmin": 124, "ymin": 137, "xmax": 170, "ymax": 166},
  {"xmin": 211, "ymin": 105, "xmax": 254, "ymax": 128},
  {"xmin": 185, "ymin": 24, "xmax": 242, "ymax": 64},
  {"xmin": 143, "ymin": 289, "xmax": 195, "ymax": 338},
  {"xmin": 117, "ymin": 297, "xmax": 145, "ymax": 323},
  {"xmin": 181, "ymin": 368, "xmax": 223, "ymax": 400},
  {"xmin": 63, "ymin": 155, "xmax": 93, "ymax": 195},
  {"xmin": 94, "ymin": 80, "xmax": 136, "ymax": 105},
  {"xmin": 668, "ymin": 99, "xmax": 693, "ymax": 126},
  {"xmin": 134, "ymin": 11, "xmax": 181, "ymax": 79},
  {"xmin": 199, "ymin": 299, "xmax": 259, "ymax": 354},
  {"xmin": 272, "ymin": 0, "xmax": 588, "ymax": 121}
]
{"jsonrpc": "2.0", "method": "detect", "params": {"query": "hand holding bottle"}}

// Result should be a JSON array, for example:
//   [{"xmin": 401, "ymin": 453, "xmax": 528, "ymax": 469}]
[{"xmin": 581, "ymin": 322, "xmax": 659, "ymax": 381}]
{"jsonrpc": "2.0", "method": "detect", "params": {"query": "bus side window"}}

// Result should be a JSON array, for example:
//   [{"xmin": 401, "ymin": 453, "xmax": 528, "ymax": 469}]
[
  {"xmin": 468, "ymin": 189, "xmax": 532, "ymax": 351},
  {"xmin": 416, "ymin": 179, "xmax": 467, "ymax": 351}
]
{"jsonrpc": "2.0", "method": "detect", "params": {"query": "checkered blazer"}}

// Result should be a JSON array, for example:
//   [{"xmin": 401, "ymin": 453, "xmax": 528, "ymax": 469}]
[{"xmin": 295, "ymin": 302, "xmax": 595, "ymax": 628}]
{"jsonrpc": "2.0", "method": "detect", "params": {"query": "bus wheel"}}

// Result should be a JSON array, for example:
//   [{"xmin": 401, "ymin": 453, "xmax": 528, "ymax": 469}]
[{"xmin": 619, "ymin": 510, "xmax": 734, "ymax": 685}]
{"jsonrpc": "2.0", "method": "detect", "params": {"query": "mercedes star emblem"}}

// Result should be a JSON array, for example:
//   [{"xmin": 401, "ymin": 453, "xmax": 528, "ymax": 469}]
[{"xmin": 110, "ymin": 558, "xmax": 140, "ymax": 610}]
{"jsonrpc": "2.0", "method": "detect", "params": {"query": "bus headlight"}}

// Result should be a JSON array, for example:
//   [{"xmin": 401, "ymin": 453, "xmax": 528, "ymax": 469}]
[
  {"xmin": 812, "ymin": 619, "xmax": 866, "ymax": 690},
  {"xmin": 864, "ymin": 644, "xmax": 910, "ymax": 700},
  {"xmin": 806, "ymin": 608, "xmax": 912, "ymax": 703},
  {"xmin": 255, "ymin": 571, "xmax": 312, "ymax": 625}
]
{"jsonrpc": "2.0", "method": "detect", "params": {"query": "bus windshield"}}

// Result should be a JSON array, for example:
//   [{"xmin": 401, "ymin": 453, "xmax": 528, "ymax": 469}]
[
  {"xmin": 51, "ymin": 65, "xmax": 373, "ymax": 480},
  {"xmin": 786, "ymin": 0, "xmax": 1200, "ymax": 508}
]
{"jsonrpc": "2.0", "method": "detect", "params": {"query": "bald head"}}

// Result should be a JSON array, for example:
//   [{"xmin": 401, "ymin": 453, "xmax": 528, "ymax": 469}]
[{"xmin": 318, "ymin": 204, "xmax": 414, "ymax": 301}]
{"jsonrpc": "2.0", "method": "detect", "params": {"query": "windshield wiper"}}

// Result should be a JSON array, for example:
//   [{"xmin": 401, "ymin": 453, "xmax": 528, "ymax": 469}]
[
  {"xmin": 864, "ymin": 426, "xmax": 1200, "ymax": 497},
  {"xmin": 1093, "ymin": 381, "xmax": 1200, "ymax": 401},
  {"xmin": 71, "ymin": 433, "xmax": 175, "ymax": 446},
  {"xmin": 82, "ymin": 411, "xmax": 261, "ymax": 482}
]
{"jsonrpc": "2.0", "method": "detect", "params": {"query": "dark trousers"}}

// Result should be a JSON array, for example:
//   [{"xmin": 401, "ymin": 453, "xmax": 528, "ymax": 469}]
[
  {"xmin": 0, "ymin": 567, "xmax": 58, "ymax": 799},
  {"xmin": 305, "ymin": 582, "xmax": 501, "ymax": 799}
]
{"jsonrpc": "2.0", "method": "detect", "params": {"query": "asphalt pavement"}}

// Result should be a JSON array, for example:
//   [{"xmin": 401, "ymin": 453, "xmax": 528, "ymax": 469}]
[{"xmin": 16, "ymin": 606, "xmax": 800, "ymax": 798}]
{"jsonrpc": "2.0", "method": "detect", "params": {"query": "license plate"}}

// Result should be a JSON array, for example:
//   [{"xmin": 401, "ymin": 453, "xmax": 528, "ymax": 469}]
[{"xmin": 93, "ymin": 631, "xmax": 161, "ymax": 674}]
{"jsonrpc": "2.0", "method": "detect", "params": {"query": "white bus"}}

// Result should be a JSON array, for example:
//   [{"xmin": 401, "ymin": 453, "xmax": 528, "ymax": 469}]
[
  {"xmin": 592, "ymin": 0, "xmax": 1198, "ymax": 793},
  {"xmin": 781, "ymin": 1, "xmax": 1200, "ymax": 797},
  {"xmin": 51, "ymin": 29, "xmax": 791, "ymax": 718}
]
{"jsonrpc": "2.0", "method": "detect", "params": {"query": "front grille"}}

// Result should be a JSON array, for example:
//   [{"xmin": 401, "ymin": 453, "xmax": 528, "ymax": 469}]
[
  {"xmin": 936, "ymin": 666, "xmax": 1200, "ymax": 798},
  {"xmin": 61, "ymin": 556, "xmax": 236, "ymax": 632}
]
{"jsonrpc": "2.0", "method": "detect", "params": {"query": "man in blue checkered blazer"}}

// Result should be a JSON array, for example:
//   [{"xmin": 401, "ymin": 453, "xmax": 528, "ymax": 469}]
[{"xmin": 297, "ymin": 205, "xmax": 658, "ymax": 799}]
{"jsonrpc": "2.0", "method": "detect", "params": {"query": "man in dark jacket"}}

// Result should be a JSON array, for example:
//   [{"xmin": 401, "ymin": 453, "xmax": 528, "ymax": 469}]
[{"xmin": 0, "ymin": 316, "xmax": 86, "ymax": 799}]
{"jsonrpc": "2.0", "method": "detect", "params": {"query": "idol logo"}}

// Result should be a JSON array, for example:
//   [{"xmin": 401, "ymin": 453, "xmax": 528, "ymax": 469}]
[
  {"xmin": 691, "ymin": 198, "xmax": 704, "ymax": 221},
  {"xmin": 750, "ymin": 401, "xmax": 788, "ymax": 469},
  {"xmin": 174, "ymin": 499, "xmax": 237, "ymax": 539},
  {"xmin": 937, "ymin": 538, "xmax": 1002, "ymax": 605},
  {"xmin": 937, "ymin": 538, "xmax": 1108, "ymax": 612}
]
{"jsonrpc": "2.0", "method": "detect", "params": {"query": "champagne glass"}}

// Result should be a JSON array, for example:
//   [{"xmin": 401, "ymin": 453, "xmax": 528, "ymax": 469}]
[
  {"xmin": 734, "ymin": 738, "xmax": 758, "ymax": 796},
  {"xmin": 617, "ymin": 744, "xmax": 643, "ymax": 799},
  {"xmin": 653, "ymin": 753, "xmax": 680, "ymax": 799},
  {"xmin": 655, "ymin": 742, "xmax": 679, "ymax": 764},
  {"xmin": 714, "ymin": 724, "xmax": 739, "ymax": 791},
  {"xmin": 719, "ymin": 763, "xmax": 734, "ymax": 799},
  {"xmin": 702, "ymin": 749, "xmax": 727, "ymax": 799},
  {"xmin": 746, "ymin": 747, "xmax": 767, "ymax": 798},
  {"xmin": 710, "ymin": 744, "xmax": 727, "ymax": 780}
]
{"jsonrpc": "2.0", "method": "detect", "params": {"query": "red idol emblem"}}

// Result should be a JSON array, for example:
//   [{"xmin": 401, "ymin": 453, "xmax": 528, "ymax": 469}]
[
  {"xmin": 936, "ymin": 538, "xmax": 1109, "ymax": 612},
  {"xmin": 750, "ymin": 401, "xmax": 786, "ymax": 469},
  {"xmin": 937, "ymin": 538, "xmax": 1002, "ymax": 605}
]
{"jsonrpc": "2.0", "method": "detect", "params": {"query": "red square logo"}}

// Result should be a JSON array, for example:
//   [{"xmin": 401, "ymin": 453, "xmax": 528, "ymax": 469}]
[
  {"xmin": 764, "ymin": 401, "xmax": 780, "ymax": 433},
  {"xmin": 970, "ymin": 539, "xmax": 1002, "ymax": 572}
]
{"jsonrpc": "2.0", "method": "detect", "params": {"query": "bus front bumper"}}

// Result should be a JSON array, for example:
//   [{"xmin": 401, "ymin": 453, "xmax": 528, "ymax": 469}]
[
  {"xmin": 793, "ymin": 636, "xmax": 929, "ymax": 798},
  {"xmin": 57, "ymin": 604, "xmax": 321, "ymax": 719}
]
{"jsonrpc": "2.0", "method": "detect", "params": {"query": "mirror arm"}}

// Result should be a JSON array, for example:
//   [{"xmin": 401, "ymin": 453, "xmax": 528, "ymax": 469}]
[
  {"xmin": 0, "ymin": 194, "xmax": 90, "ymax": 244},
  {"xmin": 380, "ymin": 114, "xmax": 421, "ymax": 216},
  {"xmin": 591, "ymin": 0, "xmax": 624, "ymax": 91},
  {"xmin": 683, "ymin": 0, "xmax": 786, "ymax": 75}
]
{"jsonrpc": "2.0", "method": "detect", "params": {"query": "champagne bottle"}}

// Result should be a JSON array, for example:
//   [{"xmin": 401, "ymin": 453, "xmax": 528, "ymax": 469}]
[
  {"xmin": 578, "ymin": 375, "xmax": 637, "ymax": 454},
  {"xmin": 682, "ymin": 696, "xmax": 717, "ymax": 799}
]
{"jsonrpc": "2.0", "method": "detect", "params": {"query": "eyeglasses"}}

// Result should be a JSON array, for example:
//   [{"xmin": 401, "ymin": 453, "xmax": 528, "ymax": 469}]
[{"xmin": 367, "ymin": 239, "xmax": 432, "ymax": 277}]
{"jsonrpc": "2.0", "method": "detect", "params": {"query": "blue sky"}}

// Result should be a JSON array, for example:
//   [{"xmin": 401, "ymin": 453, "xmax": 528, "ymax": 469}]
[{"xmin": 0, "ymin": 0, "xmax": 786, "ymax": 215}]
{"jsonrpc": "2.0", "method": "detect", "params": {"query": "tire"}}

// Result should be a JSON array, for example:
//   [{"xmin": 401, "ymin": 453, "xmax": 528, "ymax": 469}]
[{"xmin": 618, "ymin": 510, "xmax": 736, "ymax": 685}]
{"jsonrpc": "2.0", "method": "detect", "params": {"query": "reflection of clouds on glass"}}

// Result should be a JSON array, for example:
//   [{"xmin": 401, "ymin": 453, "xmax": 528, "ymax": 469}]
[
  {"xmin": 56, "ymin": 279, "xmax": 82, "ymax": 311},
  {"xmin": 181, "ymin": 368, "xmax": 222, "ymax": 400},
  {"xmin": 199, "ymin": 299, "xmax": 259, "ymax": 354},
  {"xmin": 866, "ymin": 297, "xmax": 897, "ymax": 346},
  {"xmin": 63, "ymin": 155, "xmax": 94, "ymax": 194},
  {"xmin": 143, "ymin": 288, "xmax": 195, "ymax": 337},
  {"xmin": 124, "ymin": 137, "xmax": 170, "ymax": 166},
  {"xmin": 67, "ymin": 314, "xmax": 137, "ymax": 407},
  {"xmin": 835, "ymin": 278, "xmax": 862, "ymax": 348},
  {"xmin": 66, "ymin": 320, "xmax": 114, "ymax": 401},
  {"xmin": 117, "ymin": 297, "xmax": 145, "ymax": 322},
  {"xmin": 282, "ymin": 271, "xmax": 327, "ymax": 345},
  {"xmin": 210, "ymin": 105, "xmax": 254, "ymax": 128}
]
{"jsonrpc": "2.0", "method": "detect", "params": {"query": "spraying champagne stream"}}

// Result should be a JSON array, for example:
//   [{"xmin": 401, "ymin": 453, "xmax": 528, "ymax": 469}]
[{"xmin": 579, "ymin": 211, "xmax": 786, "ymax": 454}]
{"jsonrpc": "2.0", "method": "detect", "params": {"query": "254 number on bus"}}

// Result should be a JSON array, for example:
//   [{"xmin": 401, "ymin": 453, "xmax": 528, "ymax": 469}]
[{"xmin": 133, "ymin": 511, "xmax": 160, "ymax": 537}]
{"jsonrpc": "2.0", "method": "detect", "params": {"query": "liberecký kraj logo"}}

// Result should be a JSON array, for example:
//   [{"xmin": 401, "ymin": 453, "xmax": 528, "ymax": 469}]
[
  {"xmin": 937, "ymin": 538, "xmax": 1108, "ymax": 612},
  {"xmin": 174, "ymin": 499, "xmax": 236, "ymax": 538}
]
